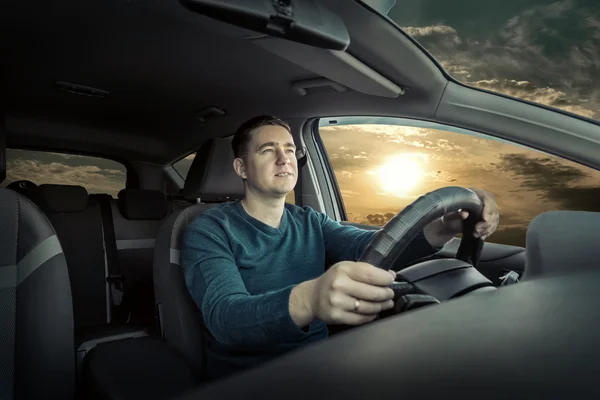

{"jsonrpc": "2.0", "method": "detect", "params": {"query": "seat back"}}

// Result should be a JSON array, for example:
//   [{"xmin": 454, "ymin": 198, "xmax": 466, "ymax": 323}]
[
  {"xmin": 33, "ymin": 184, "xmax": 109, "ymax": 331},
  {"xmin": 113, "ymin": 188, "xmax": 170, "ymax": 328},
  {"xmin": 0, "ymin": 188, "xmax": 75, "ymax": 399},
  {"xmin": 525, "ymin": 210, "xmax": 600, "ymax": 280},
  {"xmin": 154, "ymin": 204, "xmax": 218, "ymax": 372},
  {"xmin": 153, "ymin": 137, "xmax": 244, "ymax": 374}
]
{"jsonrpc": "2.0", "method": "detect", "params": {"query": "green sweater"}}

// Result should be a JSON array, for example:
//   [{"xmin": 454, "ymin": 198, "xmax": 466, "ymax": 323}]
[{"xmin": 181, "ymin": 201, "xmax": 439, "ymax": 379}]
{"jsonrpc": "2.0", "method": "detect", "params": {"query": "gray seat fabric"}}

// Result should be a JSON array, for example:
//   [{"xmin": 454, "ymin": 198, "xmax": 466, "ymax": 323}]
[
  {"xmin": 26, "ymin": 184, "xmax": 150, "ymax": 385},
  {"xmin": 524, "ymin": 210, "xmax": 600, "ymax": 280},
  {"xmin": 153, "ymin": 137, "xmax": 244, "ymax": 374},
  {"xmin": 32, "ymin": 184, "xmax": 110, "ymax": 331},
  {"xmin": 112, "ymin": 189, "xmax": 170, "ymax": 330},
  {"xmin": 0, "ymin": 188, "xmax": 75, "ymax": 399},
  {"xmin": 81, "ymin": 336, "xmax": 201, "ymax": 400}
]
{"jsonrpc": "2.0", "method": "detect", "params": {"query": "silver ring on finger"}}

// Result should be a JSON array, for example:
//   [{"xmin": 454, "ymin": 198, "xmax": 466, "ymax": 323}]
[{"xmin": 354, "ymin": 299, "xmax": 360, "ymax": 312}]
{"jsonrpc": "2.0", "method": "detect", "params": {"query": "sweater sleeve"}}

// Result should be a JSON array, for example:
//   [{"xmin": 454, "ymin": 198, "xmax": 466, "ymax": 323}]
[
  {"xmin": 316, "ymin": 211, "xmax": 441, "ymax": 268},
  {"xmin": 180, "ymin": 214, "xmax": 312, "ymax": 350}
]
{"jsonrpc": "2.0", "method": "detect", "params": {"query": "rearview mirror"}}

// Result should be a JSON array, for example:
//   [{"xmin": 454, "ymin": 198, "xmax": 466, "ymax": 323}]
[{"xmin": 180, "ymin": 0, "xmax": 350, "ymax": 51}]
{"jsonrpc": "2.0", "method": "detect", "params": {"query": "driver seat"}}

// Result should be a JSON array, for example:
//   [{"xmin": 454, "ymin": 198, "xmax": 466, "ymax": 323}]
[{"xmin": 153, "ymin": 137, "xmax": 244, "ymax": 378}]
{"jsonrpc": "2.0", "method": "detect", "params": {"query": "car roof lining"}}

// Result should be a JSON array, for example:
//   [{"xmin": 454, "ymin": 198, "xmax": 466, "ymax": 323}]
[{"xmin": 0, "ymin": 0, "xmax": 447, "ymax": 165}]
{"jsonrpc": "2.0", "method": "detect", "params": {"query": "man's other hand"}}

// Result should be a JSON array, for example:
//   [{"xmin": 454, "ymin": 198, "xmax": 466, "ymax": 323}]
[{"xmin": 424, "ymin": 187, "xmax": 500, "ymax": 248}]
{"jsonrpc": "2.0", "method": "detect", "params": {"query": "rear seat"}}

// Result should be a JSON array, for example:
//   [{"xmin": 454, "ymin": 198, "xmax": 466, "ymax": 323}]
[
  {"xmin": 34, "ymin": 184, "xmax": 112, "ymax": 330},
  {"xmin": 30, "ymin": 184, "xmax": 149, "ymax": 381},
  {"xmin": 111, "ymin": 188, "xmax": 170, "ymax": 331},
  {"xmin": 77, "ymin": 189, "xmax": 203, "ymax": 399}
]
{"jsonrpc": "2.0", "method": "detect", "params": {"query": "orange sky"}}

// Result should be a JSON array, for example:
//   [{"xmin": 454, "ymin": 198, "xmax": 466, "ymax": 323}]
[{"xmin": 320, "ymin": 123, "xmax": 600, "ymax": 245}]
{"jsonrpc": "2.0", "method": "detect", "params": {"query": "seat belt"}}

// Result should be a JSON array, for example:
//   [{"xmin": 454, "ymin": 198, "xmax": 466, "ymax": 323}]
[
  {"xmin": 92, "ymin": 194, "xmax": 125, "ymax": 309},
  {"xmin": 295, "ymin": 146, "xmax": 307, "ymax": 205}
]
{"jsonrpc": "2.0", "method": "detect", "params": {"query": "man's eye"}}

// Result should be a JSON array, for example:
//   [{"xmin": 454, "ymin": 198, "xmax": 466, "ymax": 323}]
[
  {"xmin": 286, "ymin": 149, "xmax": 295, "ymax": 153},
  {"xmin": 262, "ymin": 149, "xmax": 273, "ymax": 153}
]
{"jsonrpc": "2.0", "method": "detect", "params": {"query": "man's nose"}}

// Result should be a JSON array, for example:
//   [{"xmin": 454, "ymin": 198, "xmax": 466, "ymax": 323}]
[{"xmin": 276, "ymin": 149, "xmax": 290, "ymax": 164}]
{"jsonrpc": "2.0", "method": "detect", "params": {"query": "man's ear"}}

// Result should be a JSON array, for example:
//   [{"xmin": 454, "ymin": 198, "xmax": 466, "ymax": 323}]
[{"xmin": 233, "ymin": 157, "xmax": 247, "ymax": 180}]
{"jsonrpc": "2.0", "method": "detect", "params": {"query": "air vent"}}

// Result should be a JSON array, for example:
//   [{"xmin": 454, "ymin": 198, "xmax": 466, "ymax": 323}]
[{"xmin": 56, "ymin": 81, "xmax": 109, "ymax": 98}]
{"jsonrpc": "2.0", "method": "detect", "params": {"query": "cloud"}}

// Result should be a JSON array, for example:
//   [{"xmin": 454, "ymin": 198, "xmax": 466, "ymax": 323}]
[
  {"xmin": 471, "ymin": 79, "xmax": 597, "ymax": 119},
  {"xmin": 340, "ymin": 189, "xmax": 360, "ymax": 197},
  {"xmin": 5, "ymin": 158, "xmax": 125, "ymax": 197},
  {"xmin": 495, "ymin": 152, "xmax": 600, "ymax": 212},
  {"xmin": 487, "ymin": 226, "xmax": 527, "ymax": 247},
  {"xmin": 545, "ymin": 186, "xmax": 600, "ymax": 211},
  {"xmin": 403, "ymin": 24, "xmax": 458, "ymax": 37},
  {"xmin": 402, "ymin": 0, "xmax": 600, "ymax": 119},
  {"xmin": 496, "ymin": 153, "xmax": 589, "ymax": 190}
]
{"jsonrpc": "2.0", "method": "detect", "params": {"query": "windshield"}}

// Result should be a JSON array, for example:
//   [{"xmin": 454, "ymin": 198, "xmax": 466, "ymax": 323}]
[{"xmin": 361, "ymin": 0, "xmax": 600, "ymax": 122}]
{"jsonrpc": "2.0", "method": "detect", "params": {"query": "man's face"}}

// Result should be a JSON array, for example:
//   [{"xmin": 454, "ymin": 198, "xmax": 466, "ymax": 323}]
[{"xmin": 235, "ymin": 125, "xmax": 298, "ymax": 198}]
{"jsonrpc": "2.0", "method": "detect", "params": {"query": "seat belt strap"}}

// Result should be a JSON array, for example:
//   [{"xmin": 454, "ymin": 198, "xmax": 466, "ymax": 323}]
[{"xmin": 93, "ymin": 194, "xmax": 124, "ymax": 295}]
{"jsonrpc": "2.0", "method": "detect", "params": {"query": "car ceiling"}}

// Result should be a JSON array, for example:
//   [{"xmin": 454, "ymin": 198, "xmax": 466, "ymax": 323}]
[{"xmin": 0, "ymin": 0, "xmax": 448, "ymax": 165}]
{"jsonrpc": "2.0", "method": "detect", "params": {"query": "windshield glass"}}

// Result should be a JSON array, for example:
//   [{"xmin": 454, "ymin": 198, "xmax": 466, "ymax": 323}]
[{"xmin": 362, "ymin": 0, "xmax": 600, "ymax": 122}]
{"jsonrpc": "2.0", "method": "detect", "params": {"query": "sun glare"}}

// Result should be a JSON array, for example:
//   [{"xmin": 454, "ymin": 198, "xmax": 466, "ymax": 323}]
[{"xmin": 376, "ymin": 154, "xmax": 424, "ymax": 196}]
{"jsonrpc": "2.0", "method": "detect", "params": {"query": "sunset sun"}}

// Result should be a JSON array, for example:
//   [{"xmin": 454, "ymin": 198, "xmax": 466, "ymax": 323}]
[{"xmin": 376, "ymin": 155, "xmax": 424, "ymax": 196}]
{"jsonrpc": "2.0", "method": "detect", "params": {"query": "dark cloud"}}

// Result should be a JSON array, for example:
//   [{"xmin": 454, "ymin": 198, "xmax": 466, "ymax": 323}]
[
  {"xmin": 395, "ymin": 0, "xmax": 600, "ymax": 119},
  {"xmin": 487, "ymin": 226, "xmax": 528, "ymax": 247},
  {"xmin": 496, "ymin": 153, "xmax": 589, "ymax": 189},
  {"xmin": 546, "ymin": 186, "xmax": 600, "ymax": 211},
  {"xmin": 496, "ymin": 152, "xmax": 600, "ymax": 212}
]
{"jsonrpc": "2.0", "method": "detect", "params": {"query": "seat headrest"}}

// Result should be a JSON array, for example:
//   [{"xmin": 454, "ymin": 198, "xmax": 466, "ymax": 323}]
[
  {"xmin": 117, "ymin": 189, "xmax": 168, "ymax": 220},
  {"xmin": 38, "ymin": 184, "xmax": 89, "ymax": 213},
  {"xmin": 181, "ymin": 137, "xmax": 244, "ymax": 200},
  {"xmin": 524, "ymin": 211, "xmax": 600, "ymax": 279}
]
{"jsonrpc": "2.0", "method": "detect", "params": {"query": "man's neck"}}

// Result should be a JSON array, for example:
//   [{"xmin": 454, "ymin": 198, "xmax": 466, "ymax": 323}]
[{"xmin": 241, "ymin": 193, "xmax": 286, "ymax": 229}]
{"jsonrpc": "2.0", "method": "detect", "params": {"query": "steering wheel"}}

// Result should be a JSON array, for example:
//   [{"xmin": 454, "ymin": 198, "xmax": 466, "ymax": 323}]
[{"xmin": 359, "ymin": 186, "xmax": 496, "ymax": 315}]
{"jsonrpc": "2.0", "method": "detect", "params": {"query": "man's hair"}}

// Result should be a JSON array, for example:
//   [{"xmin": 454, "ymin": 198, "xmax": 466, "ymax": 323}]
[{"xmin": 231, "ymin": 115, "xmax": 291, "ymax": 159}]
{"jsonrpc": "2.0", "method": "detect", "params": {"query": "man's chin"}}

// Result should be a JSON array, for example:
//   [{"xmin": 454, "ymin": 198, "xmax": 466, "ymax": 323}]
[{"xmin": 269, "ymin": 187, "xmax": 295, "ymax": 197}]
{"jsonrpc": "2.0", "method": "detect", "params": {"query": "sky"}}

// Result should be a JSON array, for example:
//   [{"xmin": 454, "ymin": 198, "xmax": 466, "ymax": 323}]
[
  {"xmin": 319, "ymin": 122, "xmax": 600, "ymax": 246},
  {"xmin": 1, "ymin": 149, "xmax": 127, "ymax": 198},
  {"xmin": 389, "ymin": 0, "xmax": 600, "ymax": 120}
]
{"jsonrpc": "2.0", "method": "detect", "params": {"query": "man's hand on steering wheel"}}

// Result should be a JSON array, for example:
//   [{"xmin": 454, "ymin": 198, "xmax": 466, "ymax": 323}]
[
  {"xmin": 290, "ymin": 262, "xmax": 397, "ymax": 327},
  {"xmin": 423, "ymin": 187, "xmax": 500, "ymax": 248}
]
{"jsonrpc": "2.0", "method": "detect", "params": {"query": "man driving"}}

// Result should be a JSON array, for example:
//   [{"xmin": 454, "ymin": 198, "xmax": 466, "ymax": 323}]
[{"xmin": 181, "ymin": 115, "xmax": 500, "ymax": 380}]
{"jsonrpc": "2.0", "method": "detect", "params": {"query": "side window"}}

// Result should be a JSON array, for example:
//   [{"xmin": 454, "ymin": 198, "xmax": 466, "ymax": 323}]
[
  {"xmin": 318, "ymin": 118, "xmax": 600, "ymax": 247},
  {"xmin": 172, "ymin": 152, "xmax": 296, "ymax": 204},
  {"xmin": 2, "ymin": 149, "xmax": 127, "ymax": 197},
  {"xmin": 173, "ymin": 153, "xmax": 196, "ymax": 180}
]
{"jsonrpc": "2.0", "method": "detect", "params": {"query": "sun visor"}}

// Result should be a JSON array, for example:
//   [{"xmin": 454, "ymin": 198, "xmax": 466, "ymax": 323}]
[{"xmin": 252, "ymin": 36, "xmax": 404, "ymax": 98}]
